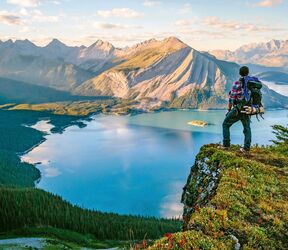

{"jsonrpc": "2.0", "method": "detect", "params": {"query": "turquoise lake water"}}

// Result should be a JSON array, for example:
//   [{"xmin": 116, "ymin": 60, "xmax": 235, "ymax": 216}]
[{"xmin": 23, "ymin": 110, "xmax": 288, "ymax": 218}]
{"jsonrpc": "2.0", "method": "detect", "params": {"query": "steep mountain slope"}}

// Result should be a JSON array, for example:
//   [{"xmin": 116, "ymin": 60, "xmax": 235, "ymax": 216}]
[
  {"xmin": 0, "ymin": 77, "xmax": 97, "ymax": 104},
  {"xmin": 0, "ymin": 55, "xmax": 94, "ymax": 91},
  {"xmin": 75, "ymin": 37, "xmax": 288, "ymax": 109},
  {"xmin": 0, "ymin": 39, "xmax": 118, "ymax": 91},
  {"xmin": 245, "ymin": 63, "xmax": 284, "ymax": 74},
  {"xmin": 75, "ymin": 38, "xmax": 231, "ymax": 106},
  {"xmin": 210, "ymin": 39, "xmax": 288, "ymax": 68},
  {"xmin": 74, "ymin": 40, "xmax": 123, "ymax": 74},
  {"xmin": 0, "ymin": 40, "xmax": 95, "ymax": 91},
  {"xmin": 256, "ymin": 71, "xmax": 288, "ymax": 84}
]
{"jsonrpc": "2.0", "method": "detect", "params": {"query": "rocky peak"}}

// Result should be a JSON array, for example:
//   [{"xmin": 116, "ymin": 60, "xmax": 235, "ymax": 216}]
[
  {"xmin": 46, "ymin": 38, "xmax": 68, "ymax": 49},
  {"xmin": 3, "ymin": 39, "xmax": 13, "ymax": 46},
  {"xmin": 123, "ymin": 36, "xmax": 188, "ymax": 56},
  {"xmin": 161, "ymin": 36, "xmax": 188, "ymax": 50},
  {"xmin": 14, "ymin": 39, "xmax": 37, "ymax": 48},
  {"xmin": 125, "ymin": 38, "xmax": 158, "ymax": 52},
  {"xmin": 267, "ymin": 39, "xmax": 281, "ymax": 50},
  {"xmin": 163, "ymin": 36, "xmax": 184, "ymax": 44},
  {"xmin": 89, "ymin": 39, "xmax": 115, "ymax": 52}
]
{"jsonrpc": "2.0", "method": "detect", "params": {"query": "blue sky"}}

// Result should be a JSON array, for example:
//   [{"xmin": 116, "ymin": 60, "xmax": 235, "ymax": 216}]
[{"xmin": 0, "ymin": 0, "xmax": 287, "ymax": 50}]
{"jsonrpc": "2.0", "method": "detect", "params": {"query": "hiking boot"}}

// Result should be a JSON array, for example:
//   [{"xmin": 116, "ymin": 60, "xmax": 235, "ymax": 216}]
[
  {"xmin": 218, "ymin": 145, "xmax": 230, "ymax": 150},
  {"xmin": 239, "ymin": 148, "xmax": 250, "ymax": 153}
]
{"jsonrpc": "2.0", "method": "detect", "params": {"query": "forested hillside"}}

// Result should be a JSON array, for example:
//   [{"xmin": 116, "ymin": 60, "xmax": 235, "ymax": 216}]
[{"xmin": 0, "ymin": 187, "xmax": 180, "ymax": 240}]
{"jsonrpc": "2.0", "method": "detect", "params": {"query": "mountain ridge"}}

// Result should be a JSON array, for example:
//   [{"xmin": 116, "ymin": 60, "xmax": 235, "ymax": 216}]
[
  {"xmin": 0, "ymin": 37, "xmax": 287, "ymax": 109},
  {"xmin": 210, "ymin": 39, "xmax": 288, "ymax": 69}
]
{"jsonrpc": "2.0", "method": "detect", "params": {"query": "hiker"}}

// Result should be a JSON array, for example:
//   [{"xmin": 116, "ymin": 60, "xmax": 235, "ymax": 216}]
[{"xmin": 222, "ymin": 66, "xmax": 264, "ymax": 152}]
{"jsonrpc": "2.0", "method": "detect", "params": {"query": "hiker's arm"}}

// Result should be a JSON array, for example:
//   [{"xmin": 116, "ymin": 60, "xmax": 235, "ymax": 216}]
[
  {"xmin": 228, "ymin": 102, "xmax": 233, "ymax": 111},
  {"xmin": 228, "ymin": 81, "xmax": 241, "ymax": 111},
  {"xmin": 228, "ymin": 88, "xmax": 235, "ymax": 111}
]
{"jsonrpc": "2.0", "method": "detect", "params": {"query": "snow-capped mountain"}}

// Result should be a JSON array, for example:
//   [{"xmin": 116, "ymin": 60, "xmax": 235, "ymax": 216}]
[{"xmin": 210, "ymin": 39, "xmax": 288, "ymax": 69}]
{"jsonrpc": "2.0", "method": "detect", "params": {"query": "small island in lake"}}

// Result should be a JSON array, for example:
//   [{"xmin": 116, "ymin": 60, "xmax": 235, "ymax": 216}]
[{"xmin": 187, "ymin": 120, "xmax": 209, "ymax": 127}]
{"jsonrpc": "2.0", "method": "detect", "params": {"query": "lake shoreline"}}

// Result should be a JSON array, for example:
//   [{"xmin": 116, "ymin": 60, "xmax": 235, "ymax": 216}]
[{"xmin": 21, "ymin": 109, "xmax": 287, "ymax": 217}]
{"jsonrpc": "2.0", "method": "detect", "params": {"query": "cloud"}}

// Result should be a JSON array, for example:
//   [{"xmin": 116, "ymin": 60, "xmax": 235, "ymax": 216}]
[
  {"xmin": 254, "ymin": 0, "xmax": 283, "ymax": 7},
  {"xmin": 175, "ymin": 19, "xmax": 192, "ymax": 27},
  {"xmin": 94, "ymin": 22, "xmax": 125, "ymax": 29},
  {"xmin": 201, "ymin": 16, "xmax": 285, "ymax": 33},
  {"xmin": 43, "ymin": 166, "xmax": 61, "ymax": 177},
  {"xmin": 142, "ymin": 0, "xmax": 161, "ymax": 7},
  {"xmin": 0, "ymin": 11, "xmax": 21, "ymax": 25},
  {"xmin": 94, "ymin": 22, "xmax": 142, "ymax": 30},
  {"xmin": 17, "ymin": 9, "xmax": 59, "ymax": 23},
  {"xmin": 160, "ymin": 181, "xmax": 183, "ymax": 218},
  {"xmin": 19, "ymin": 26, "xmax": 32, "ymax": 33},
  {"xmin": 19, "ymin": 8, "xmax": 29, "ymax": 16},
  {"xmin": 30, "ymin": 9, "xmax": 59, "ymax": 22},
  {"xmin": 181, "ymin": 29, "xmax": 227, "ymax": 39},
  {"xmin": 7, "ymin": 0, "xmax": 40, "ymax": 7},
  {"xmin": 97, "ymin": 8, "xmax": 144, "ymax": 18},
  {"xmin": 179, "ymin": 3, "xmax": 192, "ymax": 14}
]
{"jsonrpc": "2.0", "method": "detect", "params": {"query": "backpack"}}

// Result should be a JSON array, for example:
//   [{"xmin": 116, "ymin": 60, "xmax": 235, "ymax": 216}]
[{"xmin": 239, "ymin": 76, "xmax": 265, "ymax": 118}]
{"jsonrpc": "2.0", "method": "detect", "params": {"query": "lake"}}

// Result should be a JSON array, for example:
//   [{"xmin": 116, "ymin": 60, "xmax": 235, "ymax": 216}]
[{"xmin": 22, "ymin": 110, "xmax": 288, "ymax": 218}]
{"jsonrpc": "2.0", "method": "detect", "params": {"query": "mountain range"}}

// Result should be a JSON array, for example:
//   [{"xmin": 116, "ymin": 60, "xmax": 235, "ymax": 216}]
[
  {"xmin": 0, "ymin": 37, "xmax": 287, "ymax": 109},
  {"xmin": 210, "ymin": 39, "xmax": 288, "ymax": 70}
]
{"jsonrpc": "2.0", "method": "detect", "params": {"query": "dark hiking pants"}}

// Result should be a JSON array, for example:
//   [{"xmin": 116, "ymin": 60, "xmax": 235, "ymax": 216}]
[{"xmin": 222, "ymin": 107, "xmax": 251, "ymax": 150}]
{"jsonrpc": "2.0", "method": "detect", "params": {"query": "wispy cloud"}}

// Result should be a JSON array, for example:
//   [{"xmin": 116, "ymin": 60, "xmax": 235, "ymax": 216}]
[
  {"xmin": 94, "ymin": 22, "xmax": 124, "ymax": 29},
  {"xmin": 97, "ymin": 8, "xmax": 144, "ymax": 18},
  {"xmin": 94, "ymin": 22, "xmax": 142, "ymax": 30},
  {"xmin": 201, "ymin": 16, "xmax": 285, "ymax": 32},
  {"xmin": 179, "ymin": 3, "xmax": 192, "ymax": 14},
  {"xmin": 17, "ymin": 8, "xmax": 59, "ymax": 23},
  {"xmin": 19, "ymin": 26, "xmax": 32, "ymax": 33},
  {"xmin": 7, "ymin": 0, "xmax": 40, "ymax": 8},
  {"xmin": 181, "ymin": 29, "xmax": 228, "ymax": 40},
  {"xmin": 0, "ymin": 10, "xmax": 21, "ymax": 25},
  {"xmin": 175, "ymin": 19, "xmax": 192, "ymax": 27},
  {"xmin": 254, "ymin": 0, "xmax": 283, "ymax": 7},
  {"xmin": 142, "ymin": 0, "xmax": 161, "ymax": 7},
  {"xmin": 43, "ymin": 166, "xmax": 61, "ymax": 178},
  {"xmin": 30, "ymin": 9, "xmax": 59, "ymax": 22}
]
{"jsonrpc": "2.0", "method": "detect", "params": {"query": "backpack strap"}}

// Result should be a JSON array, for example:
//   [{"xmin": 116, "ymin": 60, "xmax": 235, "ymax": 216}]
[{"xmin": 242, "ymin": 76, "xmax": 250, "ymax": 102}]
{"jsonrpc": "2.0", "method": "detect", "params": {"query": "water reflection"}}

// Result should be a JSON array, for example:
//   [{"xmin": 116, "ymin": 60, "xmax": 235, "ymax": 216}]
[
  {"xmin": 22, "ymin": 110, "xmax": 287, "ymax": 217},
  {"xmin": 30, "ymin": 120, "xmax": 54, "ymax": 134}
]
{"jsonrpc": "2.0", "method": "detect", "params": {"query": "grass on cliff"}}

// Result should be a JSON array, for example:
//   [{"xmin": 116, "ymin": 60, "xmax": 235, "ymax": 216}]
[{"xmin": 149, "ymin": 125, "xmax": 288, "ymax": 250}]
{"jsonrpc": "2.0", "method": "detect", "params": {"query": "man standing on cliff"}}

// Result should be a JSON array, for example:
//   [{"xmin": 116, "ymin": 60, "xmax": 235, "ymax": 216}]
[{"xmin": 221, "ymin": 66, "xmax": 251, "ymax": 152}]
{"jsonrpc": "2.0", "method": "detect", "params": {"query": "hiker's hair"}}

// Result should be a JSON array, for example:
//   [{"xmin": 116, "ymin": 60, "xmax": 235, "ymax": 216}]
[{"xmin": 239, "ymin": 66, "xmax": 249, "ymax": 77}]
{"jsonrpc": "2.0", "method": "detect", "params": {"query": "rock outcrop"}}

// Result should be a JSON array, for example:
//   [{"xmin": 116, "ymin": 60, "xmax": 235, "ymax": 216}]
[{"xmin": 150, "ymin": 143, "xmax": 288, "ymax": 249}]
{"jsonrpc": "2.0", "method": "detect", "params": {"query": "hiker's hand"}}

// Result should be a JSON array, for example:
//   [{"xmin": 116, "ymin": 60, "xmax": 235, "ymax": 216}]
[{"xmin": 241, "ymin": 106, "xmax": 256, "ymax": 115}]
